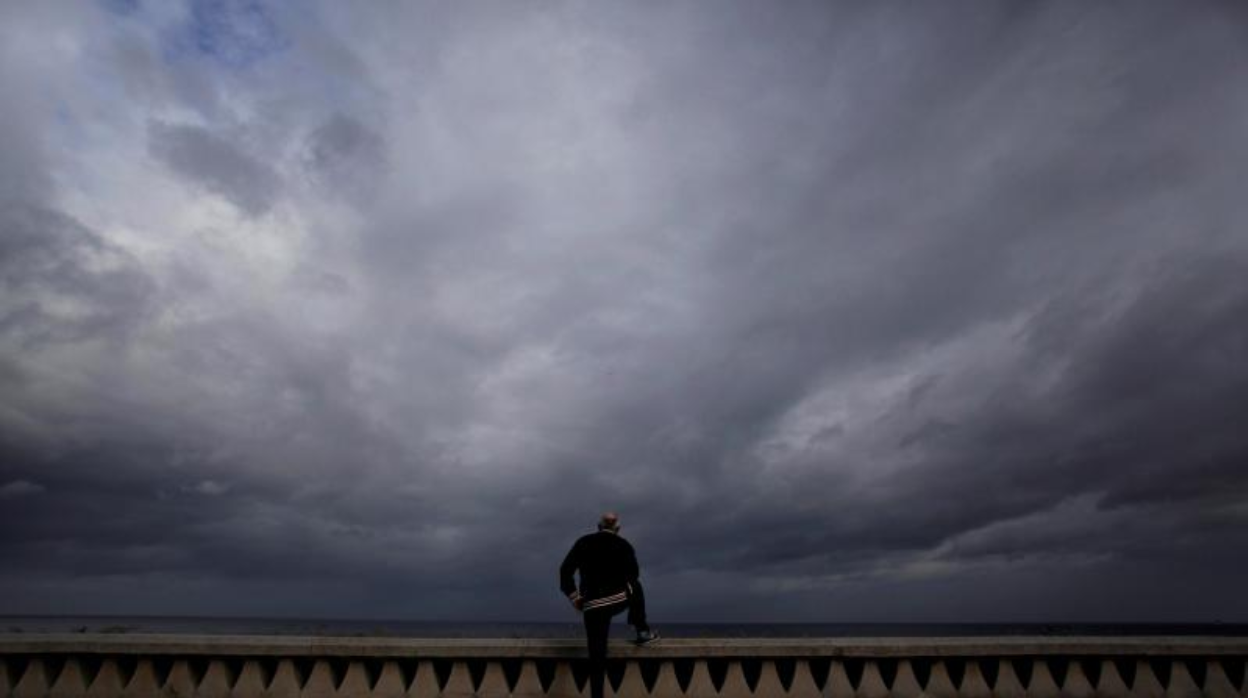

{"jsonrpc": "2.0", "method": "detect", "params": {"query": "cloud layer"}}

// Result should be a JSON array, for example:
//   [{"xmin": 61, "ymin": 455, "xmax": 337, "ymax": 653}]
[{"xmin": 2, "ymin": 1, "xmax": 1247, "ymax": 622}]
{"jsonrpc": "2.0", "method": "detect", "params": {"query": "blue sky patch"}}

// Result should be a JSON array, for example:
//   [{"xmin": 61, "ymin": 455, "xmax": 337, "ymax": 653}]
[{"xmin": 167, "ymin": 0, "xmax": 287, "ymax": 69}]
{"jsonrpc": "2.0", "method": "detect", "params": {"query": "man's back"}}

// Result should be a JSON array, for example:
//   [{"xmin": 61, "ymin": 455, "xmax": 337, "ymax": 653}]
[{"xmin": 560, "ymin": 530, "xmax": 639, "ymax": 605}]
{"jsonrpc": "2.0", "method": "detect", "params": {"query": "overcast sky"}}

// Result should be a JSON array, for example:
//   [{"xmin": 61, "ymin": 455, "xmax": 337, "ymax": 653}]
[{"xmin": 2, "ymin": 1, "xmax": 1248, "ymax": 624}]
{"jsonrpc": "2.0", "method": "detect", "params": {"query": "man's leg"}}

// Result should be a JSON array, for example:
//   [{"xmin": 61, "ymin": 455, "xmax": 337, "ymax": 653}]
[
  {"xmin": 626, "ymin": 580, "xmax": 650, "ymax": 632},
  {"xmin": 583, "ymin": 608, "xmax": 611, "ymax": 698}
]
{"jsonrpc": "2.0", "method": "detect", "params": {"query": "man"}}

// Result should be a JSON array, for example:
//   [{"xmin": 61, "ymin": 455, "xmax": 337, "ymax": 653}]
[{"xmin": 560, "ymin": 512, "xmax": 659, "ymax": 698}]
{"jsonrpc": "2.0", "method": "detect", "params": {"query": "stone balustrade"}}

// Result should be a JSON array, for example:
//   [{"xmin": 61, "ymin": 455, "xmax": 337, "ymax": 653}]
[{"xmin": 1, "ymin": 634, "xmax": 1245, "ymax": 697}]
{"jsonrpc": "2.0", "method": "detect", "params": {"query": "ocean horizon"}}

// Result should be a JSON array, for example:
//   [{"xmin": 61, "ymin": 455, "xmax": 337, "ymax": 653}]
[{"xmin": 3, "ymin": 616, "xmax": 1244, "ymax": 638}]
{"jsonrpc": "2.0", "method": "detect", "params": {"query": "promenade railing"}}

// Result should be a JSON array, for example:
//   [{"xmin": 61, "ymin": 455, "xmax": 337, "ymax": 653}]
[{"xmin": 1, "ymin": 635, "xmax": 1245, "ymax": 697}]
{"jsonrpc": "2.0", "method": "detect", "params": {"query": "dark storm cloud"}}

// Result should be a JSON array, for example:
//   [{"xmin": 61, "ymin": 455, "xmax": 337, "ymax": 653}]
[
  {"xmin": 0, "ymin": 204, "xmax": 154, "ymax": 346},
  {"xmin": 304, "ymin": 114, "xmax": 387, "ymax": 205},
  {"xmin": 2, "ymin": 1, "xmax": 1247, "ymax": 622},
  {"xmin": 148, "ymin": 120, "xmax": 280, "ymax": 215}
]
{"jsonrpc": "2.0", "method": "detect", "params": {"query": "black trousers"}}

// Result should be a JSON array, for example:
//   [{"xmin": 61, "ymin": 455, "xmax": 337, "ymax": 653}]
[{"xmin": 583, "ymin": 581, "xmax": 650, "ymax": 698}]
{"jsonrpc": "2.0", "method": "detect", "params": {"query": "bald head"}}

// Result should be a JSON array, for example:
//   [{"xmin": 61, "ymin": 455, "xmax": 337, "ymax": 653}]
[{"xmin": 598, "ymin": 512, "xmax": 620, "ymax": 532}]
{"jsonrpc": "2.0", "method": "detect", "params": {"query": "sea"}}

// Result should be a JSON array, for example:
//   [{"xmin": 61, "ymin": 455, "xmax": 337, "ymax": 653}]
[{"xmin": 1, "ymin": 617, "xmax": 1244, "ymax": 638}]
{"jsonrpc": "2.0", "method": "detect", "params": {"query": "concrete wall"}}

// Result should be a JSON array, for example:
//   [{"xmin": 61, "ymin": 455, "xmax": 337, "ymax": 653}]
[{"xmin": 1, "ymin": 635, "xmax": 1245, "ymax": 697}]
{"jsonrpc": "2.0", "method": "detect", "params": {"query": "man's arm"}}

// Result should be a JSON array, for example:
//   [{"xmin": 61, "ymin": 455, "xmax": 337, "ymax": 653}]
[{"xmin": 559, "ymin": 540, "xmax": 582, "ymax": 608}]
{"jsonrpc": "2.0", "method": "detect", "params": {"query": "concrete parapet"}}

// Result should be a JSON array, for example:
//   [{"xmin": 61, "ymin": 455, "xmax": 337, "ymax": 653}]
[{"xmin": 0, "ymin": 635, "xmax": 1244, "ymax": 697}]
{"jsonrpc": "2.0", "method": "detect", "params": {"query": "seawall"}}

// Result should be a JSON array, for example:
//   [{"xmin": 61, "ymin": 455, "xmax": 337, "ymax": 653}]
[{"xmin": 1, "ymin": 634, "xmax": 1245, "ymax": 696}]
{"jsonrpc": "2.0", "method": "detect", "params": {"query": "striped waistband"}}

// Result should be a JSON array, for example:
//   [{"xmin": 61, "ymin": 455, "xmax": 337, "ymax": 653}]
[{"xmin": 582, "ymin": 590, "xmax": 628, "ymax": 611}]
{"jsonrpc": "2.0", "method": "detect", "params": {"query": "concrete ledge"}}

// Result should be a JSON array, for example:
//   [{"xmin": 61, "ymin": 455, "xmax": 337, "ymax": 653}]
[
  {"xmin": 2, "ymin": 633, "xmax": 1246, "ymax": 657},
  {"xmin": 4, "ymin": 634, "xmax": 1247, "ymax": 697}
]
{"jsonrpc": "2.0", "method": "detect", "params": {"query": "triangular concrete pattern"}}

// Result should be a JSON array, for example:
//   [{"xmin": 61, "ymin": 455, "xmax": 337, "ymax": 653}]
[
  {"xmin": 1092, "ymin": 659, "xmax": 1130, "ymax": 698},
  {"xmin": 854, "ymin": 662, "xmax": 888, "ymax": 698},
  {"xmin": 650, "ymin": 662, "xmax": 682, "ymax": 697},
  {"xmin": 86, "ymin": 660, "xmax": 128, "ymax": 698},
  {"xmin": 1163, "ymin": 661, "xmax": 1201, "ymax": 698},
  {"xmin": 683, "ymin": 660, "xmax": 717, "ymax": 698},
  {"xmin": 958, "ymin": 661, "xmax": 990, "ymax": 698},
  {"xmin": 408, "ymin": 660, "xmax": 441, "ymax": 697},
  {"xmin": 337, "ymin": 661, "xmax": 375, "ymax": 698},
  {"xmin": 439, "ymin": 662, "xmax": 475, "ymax": 698},
  {"xmin": 301, "ymin": 661, "xmax": 338, "ymax": 698},
  {"xmin": 368, "ymin": 661, "xmax": 408, "ymax": 698},
  {"xmin": 12, "ymin": 660, "xmax": 49, "ymax": 698},
  {"xmin": 1130, "ymin": 661, "xmax": 1164, "ymax": 698},
  {"xmin": 785, "ymin": 660, "xmax": 821, "ymax": 698},
  {"xmin": 48, "ymin": 658, "xmax": 88, "ymax": 698},
  {"xmin": 992, "ymin": 660, "xmax": 1026, "ymax": 698},
  {"xmin": 196, "ymin": 658, "xmax": 234, "ymax": 698},
  {"xmin": 1024, "ymin": 661, "xmax": 1059, "ymax": 698},
  {"xmin": 262, "ymin": 659, "xmax": 303, "ymax": 698},
  {"xmin": 923, "ymin": 662, "xmax": 958, "ymax": 698},
  {"xmin": 1059, "ymin": 661, "xmax": 1093, "ymax": 698},
  {"xmin": 512, "ymin": 660, "xmax": 547, "ymax": 698},
  {"xmin": 888, "ymin": 660, "xmax": 923, "ymax": 698},
  {"xmin": 476, "ymin": 662, "xmax": 511, "ymax": 697},
  {"xmin": 231, "ymin": 660, "xmax": 268, "ymax": 697},
  {"xmin": 753, "ymin": 660, "xmax": 785, "ymax": 696},
  {"xmin": 1200, "ymin": 661, "xmax": 1241, "ymax": 698},
  {"xmin": 716, "ymin": 661, "xmax": 753, "ymax": 698},
  {"xmin": 547, "ymin": 661, "xmax": 585, "ymax": 698},
  {"xmin": 165, "ymin": 660, "xmax": 199, "ymax": 698},
  {"xmin": 825, "ymin": 661, "xmax": 855, "ymax": 698},
  {"xmin": 119, "ymin": 660, "xmax": 162, "ymax": 698},
  {"xmin": 606, "ymin": 660, "xmax": 645, "ymax": 698}
]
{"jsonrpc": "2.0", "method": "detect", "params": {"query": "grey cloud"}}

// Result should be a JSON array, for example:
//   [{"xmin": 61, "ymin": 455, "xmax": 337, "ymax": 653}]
[
  {"xmin": 0, "ymin": 52, "xmax": 52, "ymax": 219},
  {"xmin": 304, "ymin": 114, "xmax": 386, "ymax": 205},
  {"xmin": 148, "ymin": 121, "xmax": 280, "ymax": 216},
  {"xmin": 110, "ymin": 34, "xmax": 224, "ymax": 118},
  {"xmin": 736, "ymin": 252, "xmax": 1248, "ymax": 572},
  {"xmin": 0, "ymin": 203, "xmax": 154, "ymax": 347},
  {"xmin": 0, "ymin": 479, "xmax": 44, "ymax": 498},
  {"xmin": 1, "ymin": 1, "xmax": 1247, "ymax": 622}
]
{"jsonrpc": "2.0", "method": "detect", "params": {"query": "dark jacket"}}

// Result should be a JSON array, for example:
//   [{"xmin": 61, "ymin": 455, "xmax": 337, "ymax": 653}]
[{"xmin": 560, "ymin": 530, "xmax": 640, "ymax": 611}]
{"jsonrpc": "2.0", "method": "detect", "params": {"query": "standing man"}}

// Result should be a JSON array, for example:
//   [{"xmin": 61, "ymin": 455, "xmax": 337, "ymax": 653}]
[{"xmin": 560, "ymin": 512, "xmax": 659, "ymax": 698}]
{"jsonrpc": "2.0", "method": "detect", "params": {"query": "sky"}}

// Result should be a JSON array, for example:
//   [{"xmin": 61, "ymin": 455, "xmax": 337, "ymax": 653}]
[{"xmin": 2, "ymin": 0, "xmax": 1247, "ymax": 624}]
